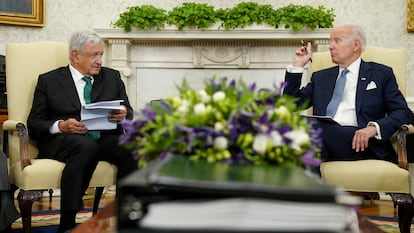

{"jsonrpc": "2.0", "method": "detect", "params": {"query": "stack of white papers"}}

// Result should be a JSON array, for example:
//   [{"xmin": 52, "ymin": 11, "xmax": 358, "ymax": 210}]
[
  {"xmin": 140, "ymin": 198, "xmax": 359, "ymax": 232},
  {"xmin": 81, "ymin": 100, "xmax": 124, "ymax": 130}
]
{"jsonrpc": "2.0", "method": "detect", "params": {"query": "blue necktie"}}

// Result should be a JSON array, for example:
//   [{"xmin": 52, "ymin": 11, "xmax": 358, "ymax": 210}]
[
  {"xmin": 326, "ymin": 69, "xmax": 349, "ymax": 117},
  {"xmin": 82, "ymin": 77, "xmax": 100, "ymax": 140}
]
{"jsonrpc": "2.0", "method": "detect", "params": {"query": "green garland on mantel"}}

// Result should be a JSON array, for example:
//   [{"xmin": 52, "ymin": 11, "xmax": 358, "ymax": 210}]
[{"xmin": 112, "ymin": 2, "xmax": 335, "ymax": 32}]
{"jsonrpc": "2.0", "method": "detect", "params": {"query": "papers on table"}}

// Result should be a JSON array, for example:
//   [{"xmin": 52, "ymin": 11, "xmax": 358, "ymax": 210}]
[
  {"xmin": 140, "ymin": 198, "xmax": 359, "ymax": 232},
  {"xmin": 302, "ymin": 115, "xmax": 339, "ymax": 125},
  {"xmin": 81, "ymin": 100, "xmax": 124, "ymax": 130}
]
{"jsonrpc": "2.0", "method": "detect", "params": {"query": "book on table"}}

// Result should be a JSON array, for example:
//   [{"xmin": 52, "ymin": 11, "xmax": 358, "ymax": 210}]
[{"xmin": 117, "ymin": 156, "xmax": 360, "ymax": 233}]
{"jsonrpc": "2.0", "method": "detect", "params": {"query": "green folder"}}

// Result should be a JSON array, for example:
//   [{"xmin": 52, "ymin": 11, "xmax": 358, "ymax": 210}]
[{"xmin": 147, "ymin": 155, "xmax": 337, "ymax": 202}]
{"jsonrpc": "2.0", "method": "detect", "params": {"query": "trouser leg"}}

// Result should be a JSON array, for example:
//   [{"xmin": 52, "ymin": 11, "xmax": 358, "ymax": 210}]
[
  {"xmin": 98, "ymin": 134, "xmax": 137, "ymax": 180},
  {"xmin": 53, "ymin": 135, "xmax": 100, "ymax": 232},
  {"xmin": 317, "ymin": 121, "xmax": 376, "ymax": 161}
]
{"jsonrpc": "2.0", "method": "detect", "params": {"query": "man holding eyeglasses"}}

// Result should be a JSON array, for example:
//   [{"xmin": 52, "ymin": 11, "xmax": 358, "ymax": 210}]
[{"xmin": 27, "ymin": 30, "xmax": 137, "ymax": 233}]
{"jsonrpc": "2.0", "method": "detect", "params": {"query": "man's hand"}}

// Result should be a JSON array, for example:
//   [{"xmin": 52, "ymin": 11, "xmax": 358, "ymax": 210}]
[
  {"xmin": 108, "ymin": 105, "xmax": 127, "ymax": 123},
  {"xmin": 352, "ymin": 125, "xmax": 377, "ymax": 152},
  {"xmin": 58, "ymin": 118, "xmax": 87, "ymax": 134},
  {"xmin": 293, "ymin": 41, "xmax": 312, "ymax": 67}
]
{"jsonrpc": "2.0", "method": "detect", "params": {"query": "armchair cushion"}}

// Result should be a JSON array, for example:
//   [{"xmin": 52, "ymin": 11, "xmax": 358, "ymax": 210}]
[
  {"xmin": 9, "ymin": 159, "xmax": 116, "ymax": 190},
  {"xmin": 320, "ymin": 160, "xmax": 410, "ymax": 193},
  {"xmin": 9, "ymin": 159, "xmax": 64, "ymax": 190}
]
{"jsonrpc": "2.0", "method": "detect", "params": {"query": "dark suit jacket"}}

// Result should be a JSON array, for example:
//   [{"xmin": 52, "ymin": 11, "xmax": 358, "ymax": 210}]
[
  {"xmin": 27, "ymin": 66, "xmax": 133, "ymax": 157},
  {"xmin": 284, "ymin": 60, "xmax": 412, "ymax": 159}
]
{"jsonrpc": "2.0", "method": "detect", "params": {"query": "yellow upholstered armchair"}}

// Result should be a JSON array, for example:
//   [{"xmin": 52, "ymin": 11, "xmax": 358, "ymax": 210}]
[
  {"xmin": 5, "ymin": 41, "xmax": 117, "ymax": 233},
  {"xmin": 311, "ymin": 46, "xmax": 414, "ymax": 233}
]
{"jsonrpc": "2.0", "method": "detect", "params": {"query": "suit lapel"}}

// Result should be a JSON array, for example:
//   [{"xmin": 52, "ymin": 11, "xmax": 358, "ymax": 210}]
[
  {"xmin": 355, "ymin": 60, "xmax": 371, "ymax": 114},
  {"xmin": 91, "ymin": 72, "xmax": 104, "ymax": 102},
  {"xmin": 58, "ymin": 66, "xmax": 82, "ymax": 109}
]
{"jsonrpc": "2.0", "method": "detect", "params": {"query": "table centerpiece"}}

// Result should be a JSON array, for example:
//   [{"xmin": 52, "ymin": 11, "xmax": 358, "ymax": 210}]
[{"xmin": 120, "ymin": 77, "xmax": 322, "ymax": 169}]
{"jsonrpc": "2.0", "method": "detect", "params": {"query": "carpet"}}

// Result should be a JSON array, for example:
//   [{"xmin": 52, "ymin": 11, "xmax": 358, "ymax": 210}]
[
  {"xmin": 366, "ymin": 215, "xmax": 414, "ymax": 233},
  {"xmin": 10, "ymin": 209, "xmax": 413, "ymax": 233},
  {"xmin": 12, "ymin": 208, "xmax": 93, "ymax": 233}
]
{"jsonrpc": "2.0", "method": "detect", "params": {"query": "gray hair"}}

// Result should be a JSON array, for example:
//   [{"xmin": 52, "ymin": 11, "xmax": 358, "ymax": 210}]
[
  {"xmin": 348, "ymin": 24, "xmax": 367, "ymax": 51},
  {"xmin": 69, "ymin": 31, "xmax": 102, "ymax": 58}
]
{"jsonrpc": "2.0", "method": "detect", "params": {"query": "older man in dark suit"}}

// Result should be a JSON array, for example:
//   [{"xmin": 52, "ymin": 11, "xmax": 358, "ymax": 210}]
[
  {"xmin": 284, "ymin": 24, "xmax": 412, "ymax": 162},
  {"xmin": 27, "ymin": 31, "xmax": 137, "ymax": 233}
]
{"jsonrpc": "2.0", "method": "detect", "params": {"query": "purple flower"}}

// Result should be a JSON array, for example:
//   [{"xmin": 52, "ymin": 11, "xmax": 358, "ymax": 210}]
[
  {"xmin": 278, "ymin": 125, "xmax": 292, "ymax": 134},
  {"xmin": 119, "ymin": 118, "xmax": 148, "ymax": 144},
  {"xmin": 229, "ymin": 79, "xmax": 236, "ymax": 88},
  {"xmin": 301, "ymin": 151, "xmax": 321, "ymax": 166},
  {"xmin": 249, "ymin": 82, "xmax": 256, "ymax": 92}
]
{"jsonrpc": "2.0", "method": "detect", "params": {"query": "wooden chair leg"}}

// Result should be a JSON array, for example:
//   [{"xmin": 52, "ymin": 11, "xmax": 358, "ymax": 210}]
[
  {"xmin": 390, "ymin": 193, "xmax": 414, "ymax": 233},
  {"xmin": 93, "ymin": 186, "xmax": 105, "ymax": 215},
  {"xmin": 17, "ymin": 189, "xmax": 43, "ymax": 233},
  {"xmin": 48, "ymin": 189, "xmax": 54, "ymax": 203},
  {"xmin": 398, "ymin": 202, "xmax": 414, "ymax": 233}
]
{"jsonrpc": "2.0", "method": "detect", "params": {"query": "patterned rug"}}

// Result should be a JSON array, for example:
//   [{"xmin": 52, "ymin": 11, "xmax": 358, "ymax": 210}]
[
  {"xmin": 366, "ymin": 215, "xmax": 414, "ymax": 233},
  {"xmin": 12, "ymin": 208, "xmax": 93, "ymax": 231},
  {"xmin": 10, "ymin": 208, "xmax": 413, "ymax": 233}
]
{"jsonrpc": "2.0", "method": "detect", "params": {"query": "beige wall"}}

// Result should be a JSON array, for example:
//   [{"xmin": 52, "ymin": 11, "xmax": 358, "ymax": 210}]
[{"xmin": 0, "ymin": 0, "xmax": 413, "ymax": 105}]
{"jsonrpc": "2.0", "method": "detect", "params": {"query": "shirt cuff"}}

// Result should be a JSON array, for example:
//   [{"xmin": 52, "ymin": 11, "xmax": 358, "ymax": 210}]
[
  {"xmin": 367, "ymin": 121, "xmax": 381, "ymax": 140},
  {"xmin": 49, "ymin": 120, "xmax": 63, "ymax": 134},
  {"xmin": 286, "ymin": 65, "xmax": 305, "ymax": 73}
]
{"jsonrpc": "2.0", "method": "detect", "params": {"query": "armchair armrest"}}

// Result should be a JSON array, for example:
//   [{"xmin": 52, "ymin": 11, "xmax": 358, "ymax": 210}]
[
  {"xmin": 2, "ymin": 119, "xmax": 31, "ymax": 169},
  {"xmin": 396, "ymin": 124, "xmax": 414, "ymax": 170}
]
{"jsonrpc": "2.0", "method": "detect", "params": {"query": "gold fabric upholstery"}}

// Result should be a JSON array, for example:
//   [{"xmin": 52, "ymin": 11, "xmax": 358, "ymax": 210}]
[{"xmin": 321, "ymin": 159, "xmax": 410, "ymax": 193}]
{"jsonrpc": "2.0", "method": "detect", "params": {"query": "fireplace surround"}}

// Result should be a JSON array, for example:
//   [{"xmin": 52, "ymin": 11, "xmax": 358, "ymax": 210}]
[{"xmin": 95, "ymin": 28, "xmax": 330, "ymax": 110}]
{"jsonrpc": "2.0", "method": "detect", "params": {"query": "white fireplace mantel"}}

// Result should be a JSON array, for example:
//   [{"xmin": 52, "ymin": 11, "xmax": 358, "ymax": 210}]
[
  {"xmin": 94, "ymin": 28, "xmax": 331, "ymax": 109},
  {"xmin": 95, "ymin": 28, "xmax": 331, "ymax": 41}
]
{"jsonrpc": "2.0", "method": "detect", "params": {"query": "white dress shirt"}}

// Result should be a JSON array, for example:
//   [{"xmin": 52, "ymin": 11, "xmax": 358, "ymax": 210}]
[{"xmin": 333, "ymin": 59, "xmax": 360, "ymax": 126}]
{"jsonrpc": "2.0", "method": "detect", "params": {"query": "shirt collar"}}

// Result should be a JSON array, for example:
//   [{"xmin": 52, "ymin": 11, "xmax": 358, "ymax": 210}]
[
  {"xmin": 69, "ymin": 64, "xmax": 94, "ymax": 83},
  {"xmin": 342, "ymin": 58, "xmax": 361, "ymax": 77}
]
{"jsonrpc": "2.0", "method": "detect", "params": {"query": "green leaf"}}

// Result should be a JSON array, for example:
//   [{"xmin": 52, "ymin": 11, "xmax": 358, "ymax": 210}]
[{"xmin": 112, "ymin": 2, "xmax": 335, "ymax": 32}]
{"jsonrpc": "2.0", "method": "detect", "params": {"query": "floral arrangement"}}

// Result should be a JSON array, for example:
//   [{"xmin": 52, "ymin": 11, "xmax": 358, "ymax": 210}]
[{"xmin": 120, "ymin": 77, "xmax": 322, "ymax": 168}]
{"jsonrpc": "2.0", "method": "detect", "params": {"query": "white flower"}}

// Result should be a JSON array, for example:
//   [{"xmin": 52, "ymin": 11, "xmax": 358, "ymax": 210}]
[
  {"xmin": 258, "ymin": 124, "xmax": 269, "ymax": 133},
  {"xmin": 214, "ymin": 136, "xmax": 228, "ymax": 150},
  {"xmin": 177, "ymin": 99, "xmax": 190, "ymax": 113},
  {"xmin": 214, "ymin": 122, "xmax": 224, "ymax": 132},
  {"xmin": 270, "ymin": 130, "xmax": 283, "ymax": 147},
  {"xmin": 193, "ymin": 102, "xmax": 207, "ymax": 115},
  {"xmin": 284, "ymin": 129, "xmax": 310, "ymax": 150},
  {"xmin": 212, "ymin": 91, "xmax": 225, "ymax": 102},
  {"xmin": 170, "ymin": 96, "xmax": 182, "ymax": 108},
  {"xmin": 198, "ymin": 90, "xmax": 210, "ymax": 103},
  {"xmin": 275, "ymin": 105, "xmax": 290, "ymax": 119},
  {"xmin": 253, "ymin": 134, "xmax": 269, "ymax": 155}
]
